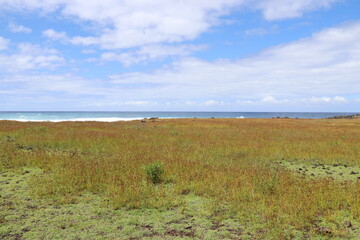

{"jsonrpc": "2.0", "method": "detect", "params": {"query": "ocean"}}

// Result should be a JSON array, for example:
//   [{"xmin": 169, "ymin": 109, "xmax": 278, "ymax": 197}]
[{"xmin": 0, "ymin": 112, "xmax": 358, "ymax": 122}]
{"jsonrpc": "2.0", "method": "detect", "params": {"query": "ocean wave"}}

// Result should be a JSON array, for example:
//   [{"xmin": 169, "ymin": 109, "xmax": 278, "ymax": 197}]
[
  {"xmin": 236, "ymin": 116, "xmax": 245, "ymax": 119},
  {"xmin": 2, "ymin": 117, "xmax": 145, "ymax": 122}
]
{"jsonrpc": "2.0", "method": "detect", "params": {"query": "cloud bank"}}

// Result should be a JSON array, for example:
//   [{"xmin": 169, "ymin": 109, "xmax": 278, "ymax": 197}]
[
  {"xmin": 0, "ymin": 0, "xmax": 356, "ymax": 111},
  {"xmin": 108, "ymin": 21, "xmax": 360, "ymax": 101},
  {"xmin": 1, "ymin": 0, "xmax": 341, "ymax": 50},
  {"xmin": 1, "ymin": 20, "xmax": 359, "ymax": 110}
]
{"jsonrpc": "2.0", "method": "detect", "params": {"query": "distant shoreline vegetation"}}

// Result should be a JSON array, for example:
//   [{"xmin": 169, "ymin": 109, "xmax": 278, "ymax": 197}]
[{"xmin": 327, "ymin": 114, "xmax": 360, "ymax": 119}]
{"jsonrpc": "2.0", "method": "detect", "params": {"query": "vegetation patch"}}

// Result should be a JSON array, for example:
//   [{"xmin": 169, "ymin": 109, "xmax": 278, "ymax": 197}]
[
  {"xmin": 1, "ymin": 118, "xmax": 360, "ymax": 238},
  {"xmin": 0, "ymin": 168, "xmax": 245, "ymax": 240},
  {"xmin": 278, "ymin": 160, "xmax": 360, "ymax": 181},
  {"xmin": 143, "ymin": 162, "xmax": 165, "ymax": 184}
]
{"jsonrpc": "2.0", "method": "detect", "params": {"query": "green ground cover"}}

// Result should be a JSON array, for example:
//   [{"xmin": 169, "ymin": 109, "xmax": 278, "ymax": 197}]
[
  {"xmin": 1, "ymin": 119, "xmax": 359, "ymax": 239},
  {"xmin": 0, "ymin": 168, "xmax": 252, "ymax": 239}
]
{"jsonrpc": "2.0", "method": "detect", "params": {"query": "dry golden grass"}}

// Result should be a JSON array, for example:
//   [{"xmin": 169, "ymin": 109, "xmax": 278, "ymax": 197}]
[{"xmin": 1, "ymin": 118, "xmax": 359, "ymax": 238}]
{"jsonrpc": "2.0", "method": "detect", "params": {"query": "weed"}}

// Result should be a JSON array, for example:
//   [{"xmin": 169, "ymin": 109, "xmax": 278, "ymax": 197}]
[{"xmin": 142, "ymin": 162, "xmax": 165, "ymax": 184}]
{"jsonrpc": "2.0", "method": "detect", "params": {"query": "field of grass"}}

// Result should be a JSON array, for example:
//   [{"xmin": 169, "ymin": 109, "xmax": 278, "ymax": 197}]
[{"xmin": 1, "ymin": 118, "xmax": 359, "ymax": 239}]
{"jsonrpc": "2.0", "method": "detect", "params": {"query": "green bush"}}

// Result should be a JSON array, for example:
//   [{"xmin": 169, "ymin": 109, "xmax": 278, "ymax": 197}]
[{"xmin": 143, "ymin": 162, "xmax": 164, "ymax": 184}]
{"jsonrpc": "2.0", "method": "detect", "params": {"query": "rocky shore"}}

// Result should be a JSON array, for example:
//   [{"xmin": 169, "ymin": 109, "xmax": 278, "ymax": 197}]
[{"xmin": 327, "ymin": 114, "xmax": 360, "ymax": 119}]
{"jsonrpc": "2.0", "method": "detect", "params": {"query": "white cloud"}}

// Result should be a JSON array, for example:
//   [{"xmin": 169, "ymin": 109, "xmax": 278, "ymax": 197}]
[
  {"xmin": 0, "ymin": 37, "xmax": 9, "ymax": 50},
  {"xmin": 43, "ymin": 29, "xmax": 99, "ymax": 46},
  {"xmin": 2, "ymin": 0, "xmax": 341, "ymax": 51},
  {"xmin": 8, "ymin": 22, "xmax": 32, "ymax": 33},
  {"xmin": 304, "ymin": 96, "xmax": 347, "ymax": 103},
  {"xmin": 43, "ymin": 29, "xmax": 68, "ymax": 41},
  {"xmin": 0, "ymin": 43, "xmax": 64, "ymax": 72},
  {"xmin": 236, "ymin": 96, "xmax": 347, "ymax": 105},
  {"xmin": 1, "ymin": 12, "xmax": 358, "ymax": 111},
  {"xmin": 203, "ymin": 100, "xmax": 225, "ymax": 106},
  {"xmin": 244, "ymin": 25, "xmax": 278, "ymax": 36},
  {"xmin": 70, "ymin": 36, "xmax": 99, "ymax": 46},
  {"xmin": 101, "ymin": 44, "xmax": 206, "ymax": 66},
  {"xmin": 3, "ymin": 21, "xmax": 359, "ymax": 108},
  {"xmin": 251, "ymin": 0, "xmax": 341, "ymax": 20},
  {"xmin": 78, "ymin": 100, "xmax": 155, "ymax": 107},
  {"xmin": 81, "ymin": 49, "xmax": 96, "ymax": 54},
  {"xmin": 261, "ymin": 96, "xmax": 282, "ymax": 103},
  {"xmin": 107, "ymin": 21, "xmax": 360, "ymax": 101},
  {"xmin": 0, "ymin": 74, "xmax": 94, "ymax": 95},
  {"xmin": 32, "ymin": 0, "xmax": 242, "ymax": 49},
  {"xmin": 333, "ymin": 96, "xmax": 347, "ymax": 102},
  {"xmin": 245, "ymin": 28, "xmax": 269, "ymax": 36}
]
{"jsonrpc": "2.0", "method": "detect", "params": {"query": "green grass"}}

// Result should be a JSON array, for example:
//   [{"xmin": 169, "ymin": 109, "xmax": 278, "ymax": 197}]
[
  {"xmin": 278, "ymin": 160, "xmax": 360, "ymax": 181},
  {"xmin": 0, "ymin": 168, "xmax": 246, "ymax": 239},
  {"xmin": 0, "ymin": 118, "xmax": 360, "ymax": 239}
]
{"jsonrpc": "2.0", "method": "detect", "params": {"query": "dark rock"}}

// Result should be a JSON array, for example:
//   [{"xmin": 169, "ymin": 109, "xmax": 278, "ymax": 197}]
[
  {"xmin": 327, "ymin": 114, "xmax": 360, "ymax": 119},
  {"xmin": 6, "ymin": 136, "xmax": 15, "ymax": 142},
  {"xmin": 316, "ymin": 226, "xmax": 332, "ymax": 235},
  {"xmin": 181, "ymin": 189, "xmax": 190, "ymax": 195},
  {"xmin": 142, "ymin": 224, "xmax": 153, "ymax": 230},
  {"xmin": 344, "ymin": 221, "xmax": 352, "ymax": 228},
  {"xmin": 165, "ymin": 229, "xmax": 195, "ymax": 237},
  {"xmin": 22, "ymin": 227, "xmax": 31, "ymax": 232}
]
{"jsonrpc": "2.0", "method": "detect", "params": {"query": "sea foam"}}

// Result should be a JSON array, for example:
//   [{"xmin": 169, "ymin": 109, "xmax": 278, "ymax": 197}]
[{"xmin": 4, "ymin": 117, "xmax": 144, "ymax": 122}]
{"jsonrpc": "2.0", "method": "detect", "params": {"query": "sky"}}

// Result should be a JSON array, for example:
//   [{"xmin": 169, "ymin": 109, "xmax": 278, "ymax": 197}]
[{"xmin": 0, "ymin": 0, "xmax": 360, "ymax": 112}]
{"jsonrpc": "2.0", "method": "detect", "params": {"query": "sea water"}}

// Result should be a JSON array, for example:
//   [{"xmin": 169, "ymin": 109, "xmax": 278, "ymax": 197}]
[{"xmin": 0, "ymin": 112, "xmax": 358, "ymax": 122}]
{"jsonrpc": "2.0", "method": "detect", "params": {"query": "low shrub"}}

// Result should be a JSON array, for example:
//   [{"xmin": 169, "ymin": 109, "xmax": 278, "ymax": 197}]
[{"xmin": 143, "ymin": 162, "xmax": 164, "ymax": 184}]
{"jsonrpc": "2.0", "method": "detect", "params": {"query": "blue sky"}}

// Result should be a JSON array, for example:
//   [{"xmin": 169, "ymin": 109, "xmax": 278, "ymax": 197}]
[{"xmin": 0, "ymin": 0, "xmax": 360, "ymax": 111}]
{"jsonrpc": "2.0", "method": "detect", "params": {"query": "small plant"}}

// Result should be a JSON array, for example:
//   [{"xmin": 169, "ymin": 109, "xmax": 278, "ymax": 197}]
[{"xmin": 143, "ymin": 162, "xmax": 164, "ymax": 184}]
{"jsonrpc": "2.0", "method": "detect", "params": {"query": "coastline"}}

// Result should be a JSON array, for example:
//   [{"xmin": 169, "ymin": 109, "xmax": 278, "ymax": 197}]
[{"xmin": 0, "ymin": 111, "xmax": 359, "ymax": 122}]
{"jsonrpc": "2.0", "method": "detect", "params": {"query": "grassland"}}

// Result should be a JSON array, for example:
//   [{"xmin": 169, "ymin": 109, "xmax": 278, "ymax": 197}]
[{"xmin": 0, "ymin": 118, "xmax": 359, "ymax": 239}]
